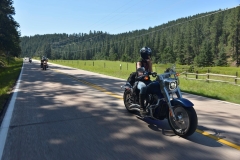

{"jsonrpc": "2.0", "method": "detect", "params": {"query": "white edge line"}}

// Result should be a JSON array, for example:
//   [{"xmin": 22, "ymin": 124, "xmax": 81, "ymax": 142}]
[{"xmin": 0, "ymin": 63, "xmax": 24, "ymax": 159}]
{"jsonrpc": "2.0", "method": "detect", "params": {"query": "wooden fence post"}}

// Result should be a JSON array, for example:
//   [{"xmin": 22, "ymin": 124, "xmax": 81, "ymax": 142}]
[
  {"xmin": 196, "ymin": 71, "xmax": 198, "ymax": 79},
  {"xmin": 207, "ymin": 69, "xmax": 210, "ymax": 82},
  {"xmin": 235, "ymin": 72, "xmax": 238, "ymax": 84}
]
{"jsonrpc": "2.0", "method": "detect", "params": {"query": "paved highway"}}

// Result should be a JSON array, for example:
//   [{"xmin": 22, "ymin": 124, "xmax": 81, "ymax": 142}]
[{"xmin": 0, "ymin": 59, "xmax": 240, "ymax": 160}]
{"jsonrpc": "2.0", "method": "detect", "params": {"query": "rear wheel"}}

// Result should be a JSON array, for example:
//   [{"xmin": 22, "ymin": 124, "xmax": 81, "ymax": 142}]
[
  {"xmin": 168, "ymin": 105, "xmax": 198, "ymax": 137},
  {"xmin": 123, "ymin": 90, "xmax": 135, "ymax": 113}
]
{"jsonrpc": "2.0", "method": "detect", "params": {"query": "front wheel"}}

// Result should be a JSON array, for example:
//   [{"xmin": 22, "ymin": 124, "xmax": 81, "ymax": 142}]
[{"xmin": 168, "ymin": 105, "xmax": 198, "ymax": 137}]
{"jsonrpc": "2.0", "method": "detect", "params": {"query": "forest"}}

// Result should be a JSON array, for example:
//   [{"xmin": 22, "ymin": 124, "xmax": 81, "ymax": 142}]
[{"xmin": 3, "ymin": 2, "xmax": 240, "ymax": 67}]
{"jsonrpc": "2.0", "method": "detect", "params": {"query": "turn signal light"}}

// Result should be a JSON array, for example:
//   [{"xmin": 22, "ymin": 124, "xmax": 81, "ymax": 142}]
[
  {"xmin": 169, "ymin": 109, "xmax": 173, "ymax": 117},
  {"xmin": 144, "ymin": 76, "xmax": 149, "ymax": 80}
]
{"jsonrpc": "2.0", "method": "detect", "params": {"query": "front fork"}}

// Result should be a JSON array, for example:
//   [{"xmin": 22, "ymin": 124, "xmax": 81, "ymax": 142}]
[{"xmin": 162, "ymin": 87, "xmax": 182, "ymax": 121}]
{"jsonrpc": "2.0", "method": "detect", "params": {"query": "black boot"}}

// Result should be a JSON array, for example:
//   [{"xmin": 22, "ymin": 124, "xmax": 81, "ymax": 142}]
[
  {"xmin": 139, "ymin": 94, "xmax": 147, "ymax": 115},
  {"xmin": 135, "ymin": 91, "xmax": 139, "ymax": 104}
]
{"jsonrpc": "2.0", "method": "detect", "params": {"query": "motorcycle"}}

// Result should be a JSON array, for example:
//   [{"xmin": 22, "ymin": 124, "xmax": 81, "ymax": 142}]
[
  {"xmin": 42, "ymin": 60, "xmax": 47, "ymax": 70},
  {"xmin": 40, "ymin": 58, "xmax": 48, "ymax": 70},
  {"xmin": 29, "ymin": 58, "xmax": 32, "ymax": 63},
  {"xmin": 122, "ymin": 64, "xmax": 198, "ymax": 137}
]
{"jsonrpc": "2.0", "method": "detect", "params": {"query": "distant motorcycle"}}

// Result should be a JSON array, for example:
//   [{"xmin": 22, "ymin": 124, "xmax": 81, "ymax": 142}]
[
  {"xmin": 40, "ymin": 57, "xmax": 48, "ymax": 70},
  {"xmin": 42, "ymin": 60, "xmax": 47, "ymax": 70},
  {"xmin": 122, "ymin": 64, "xmax": 198, "ymax": 137},
  {"xmin": 29, "ymin": 58, "xmax": 32, "ymax": 63}
]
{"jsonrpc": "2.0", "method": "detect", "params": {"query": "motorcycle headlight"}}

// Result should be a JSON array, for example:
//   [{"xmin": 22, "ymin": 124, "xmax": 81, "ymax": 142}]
[
  {"xmin": 169, "ymin": 81, "xmax": 177, "ymax": 90},
  {"xmin": 164, "ymin": 79, "xmax": 178, "ymax": 92}
]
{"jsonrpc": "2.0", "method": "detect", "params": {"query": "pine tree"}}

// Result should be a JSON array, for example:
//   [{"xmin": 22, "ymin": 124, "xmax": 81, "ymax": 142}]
[
  {"xmin": 0, "ymin": 0, "xmax": 21, "ymax": 56},
  {"xmin": 198, "ymin": 40, "xmax": 214, "ymax": 67},
  {"xmin": 216, "ymin": 46, "xmax": 228, "ymax": 66},
  {"xmin": 229, "ymin": 7, "xmax": 240, "ymax": 66}
]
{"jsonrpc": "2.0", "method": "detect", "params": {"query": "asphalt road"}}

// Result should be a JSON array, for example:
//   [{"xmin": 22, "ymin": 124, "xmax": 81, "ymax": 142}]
[{"xmin": 0, "ymin": 59, "xmax": 240, "ymax": 160}]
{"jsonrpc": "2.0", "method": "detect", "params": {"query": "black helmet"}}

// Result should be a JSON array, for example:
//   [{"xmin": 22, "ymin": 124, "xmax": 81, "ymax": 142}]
[{"xmin": 140, "ymin": 47, "xmax": 151, "ymax": 60}]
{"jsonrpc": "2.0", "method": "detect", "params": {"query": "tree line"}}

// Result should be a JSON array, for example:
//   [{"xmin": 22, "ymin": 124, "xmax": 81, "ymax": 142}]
[
  {"xmin": 0, "ymin": 0, "xmax": 21, "ymax": 60},
  {"xmin": 20, "ymin": 6, "xmax": 240, "ymax": 67}
]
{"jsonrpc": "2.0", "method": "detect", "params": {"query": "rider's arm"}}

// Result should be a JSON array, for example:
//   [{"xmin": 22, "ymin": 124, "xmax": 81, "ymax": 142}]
[
  {"xmin": 136, "ymin": 61, "xmax": 142, "ymax": 69},
  {"xmin": 146, "ymin": 59, "xmax": 153, "ymax": 72}
]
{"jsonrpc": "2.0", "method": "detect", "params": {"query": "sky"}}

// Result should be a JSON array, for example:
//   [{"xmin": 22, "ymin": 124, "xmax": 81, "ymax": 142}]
[{"xmin": 13, "ymin": 0, "xmax": 240, "ymax": 37}]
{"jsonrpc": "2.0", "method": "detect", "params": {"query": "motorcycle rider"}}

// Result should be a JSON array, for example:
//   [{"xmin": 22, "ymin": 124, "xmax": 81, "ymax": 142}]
[{"xmin": 136, "ymin": 47, "xmax": 153, "ymax": 115}]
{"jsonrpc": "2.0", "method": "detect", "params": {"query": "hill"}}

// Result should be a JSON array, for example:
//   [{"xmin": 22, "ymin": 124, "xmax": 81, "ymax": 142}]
[{"xmin": 20, "ymin": 6, "xmax": 240, "ymax": 67}]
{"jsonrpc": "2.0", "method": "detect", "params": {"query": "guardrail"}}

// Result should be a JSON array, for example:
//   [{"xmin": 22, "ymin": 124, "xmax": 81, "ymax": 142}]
[{"xmin": 182, "ymin": 69, "xmax": 240, "ymax": 86}]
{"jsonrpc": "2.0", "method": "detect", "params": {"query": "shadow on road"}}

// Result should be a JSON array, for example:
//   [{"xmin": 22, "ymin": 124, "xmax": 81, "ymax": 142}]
[{"xmin": 2, "ymin": 60, "xmax": 239, "ymax": 160}]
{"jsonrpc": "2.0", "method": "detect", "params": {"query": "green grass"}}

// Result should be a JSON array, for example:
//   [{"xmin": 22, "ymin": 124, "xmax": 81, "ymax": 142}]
[
  {"xmin": 179, "ymin": 79, "xmax": 240, "ymax": 103},
  {"xmin": 50, "ymin": 60, "xmax": 240, "ymax": 104},
  {"xmin": 0, "ymin": 57, "xmax": 22, "ymax": 111},
  {"xmin": 50, "ymin": 60, "xmax": 138, "ymax": 79}
]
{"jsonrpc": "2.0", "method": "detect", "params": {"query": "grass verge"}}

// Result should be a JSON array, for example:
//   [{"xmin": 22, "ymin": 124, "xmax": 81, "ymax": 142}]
[{"xmin": 0, "ymin": 57, "xmax": 22, "ymax": 112}]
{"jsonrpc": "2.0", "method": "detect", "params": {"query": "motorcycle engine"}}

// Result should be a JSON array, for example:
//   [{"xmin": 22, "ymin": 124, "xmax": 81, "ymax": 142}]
[{"xmin": 147, "ymin": 94, "xmax": 168, "ymax": 120}]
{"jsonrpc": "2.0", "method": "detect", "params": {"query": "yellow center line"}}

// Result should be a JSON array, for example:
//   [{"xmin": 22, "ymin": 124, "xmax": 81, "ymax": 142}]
[
  {"xmin": 54, "ymin": 69, "xmax": 240, "ymax": 151},
  {"xmin": 195, "ymin": 129, "xmax": 240, "ymax": 150}
]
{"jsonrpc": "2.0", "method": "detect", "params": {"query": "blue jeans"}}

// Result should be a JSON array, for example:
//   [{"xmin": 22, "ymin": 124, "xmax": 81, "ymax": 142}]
[{"xmin": 137, "ymin": 81, "xmax": 147, "ymax": 94}]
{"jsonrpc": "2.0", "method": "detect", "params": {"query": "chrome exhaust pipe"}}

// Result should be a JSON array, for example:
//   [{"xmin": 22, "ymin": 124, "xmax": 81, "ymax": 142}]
[
  {"xmin": 129, "ymin": 104, "xmax": 141, "ymax": 111},
  {"xmin": 129, "ymin": 104, "xmax": 140, "ymax": 108},
  {"xmin": 129, "ymin": 108, "xmax": 141, "ymax": 111}
]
